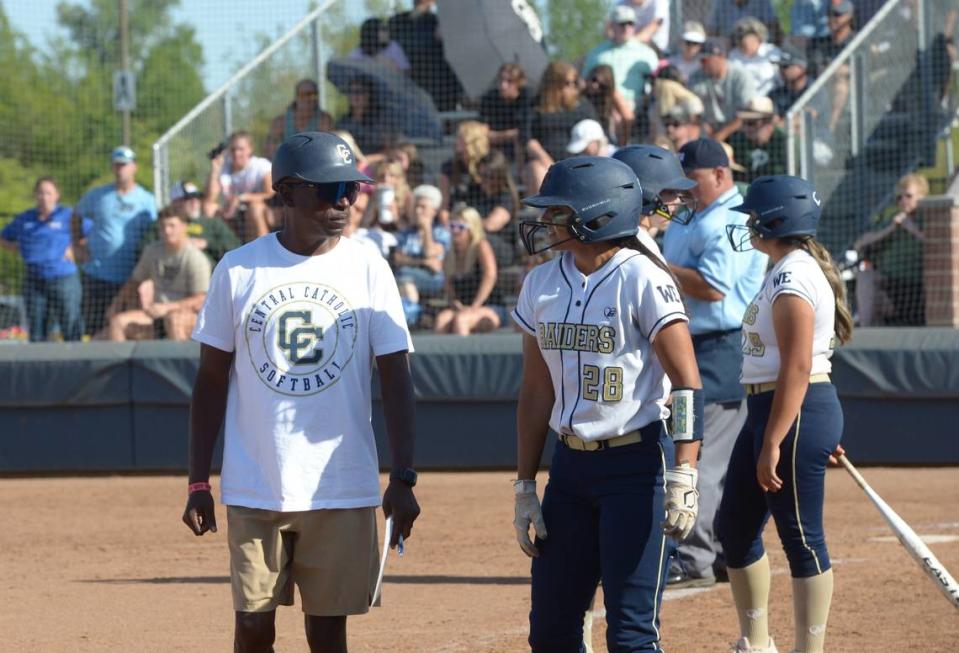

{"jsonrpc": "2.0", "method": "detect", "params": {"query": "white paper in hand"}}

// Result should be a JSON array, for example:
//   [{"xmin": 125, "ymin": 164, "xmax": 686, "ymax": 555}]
[{"xmin": 371, "ymin": 516, "xmax": 393, "ymax": 606}]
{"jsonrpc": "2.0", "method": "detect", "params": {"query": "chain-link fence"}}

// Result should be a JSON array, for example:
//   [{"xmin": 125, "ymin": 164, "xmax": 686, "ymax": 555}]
[{"xmin": 2, "ymin": 0, "xmax": 958, "ymax": 342}]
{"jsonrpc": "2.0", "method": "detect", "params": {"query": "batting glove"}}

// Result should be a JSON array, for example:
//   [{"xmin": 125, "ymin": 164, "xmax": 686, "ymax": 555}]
[
  {"xmin": 513, "ymin": 479, "xmax": 547, "ymax": 557},
  {"xmin": 663, "ymin": 463, "xmax": 698, "ymax": 541}
]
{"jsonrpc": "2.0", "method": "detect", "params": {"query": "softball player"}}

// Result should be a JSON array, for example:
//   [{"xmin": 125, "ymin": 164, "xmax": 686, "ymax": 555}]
[
  {"xmin": 716, "ymin": 175, "xmax": 852, "ymax": 653},
  {"xmin": 512, "ymin": 156, "xmax": 705, "ymax": 652}
]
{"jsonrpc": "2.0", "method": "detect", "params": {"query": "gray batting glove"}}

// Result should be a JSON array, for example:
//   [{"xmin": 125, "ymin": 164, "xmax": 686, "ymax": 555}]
[
  {"xmin": 513, "ymin": 479, "xmax": 547, "ymax": 557},
  {"xmin": 663, "ymin": 464, "xmax": 699, "ymax": 541}
]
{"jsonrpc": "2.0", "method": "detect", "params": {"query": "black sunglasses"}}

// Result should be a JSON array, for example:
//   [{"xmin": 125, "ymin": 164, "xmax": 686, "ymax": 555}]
[{"xmin": 285, "ymin": 181, "xmax": 360, "ymax": 205}]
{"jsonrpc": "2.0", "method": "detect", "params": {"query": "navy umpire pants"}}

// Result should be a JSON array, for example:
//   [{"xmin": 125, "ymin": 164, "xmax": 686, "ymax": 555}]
[
  {"xmin": 529, "ymin": 421, "xmax": 673, "ymax": 653},
  {"xmin": 716, "ymin": 382, "xmax": 843, "ymax": 578}
]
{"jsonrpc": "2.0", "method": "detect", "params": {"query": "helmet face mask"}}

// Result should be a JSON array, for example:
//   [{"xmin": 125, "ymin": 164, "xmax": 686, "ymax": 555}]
[
  {"xmin": 725, "ymin": 213, "xmax": 760, "ymax": 252},
  {"xmin": 519, "ymin": 206, "xmax": 580, "ymax": 255},
  {"xmin": 652, "ymin": 189, "xmax": 698, "ymax": 225}
]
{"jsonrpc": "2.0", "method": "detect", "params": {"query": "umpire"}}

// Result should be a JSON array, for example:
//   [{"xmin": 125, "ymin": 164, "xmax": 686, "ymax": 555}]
[{"xmin": 662, "ymin": 138, "xmax": 767, "ymax": 587}]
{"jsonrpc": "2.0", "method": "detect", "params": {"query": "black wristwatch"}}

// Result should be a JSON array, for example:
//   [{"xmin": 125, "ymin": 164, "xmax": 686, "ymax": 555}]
[{"xmin": 389, "ymin": 467, "xmax": 418, "ymax": 487}]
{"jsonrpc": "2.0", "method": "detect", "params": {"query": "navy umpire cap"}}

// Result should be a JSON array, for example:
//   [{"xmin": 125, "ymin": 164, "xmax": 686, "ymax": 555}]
[
  {"xmin": 271, "ymin": 131, "xmax": 373, "ymax": 190},
  {"xmin": 734, "ymin": 175, "xmax": 822, "ymax": 240},
  {"xmin": 678, "ymin": 138, "xmax": 729, "ymax": 172},
  {"xmin": 521, "ymin": 156, "xmax": 645, "ymax": 247}
]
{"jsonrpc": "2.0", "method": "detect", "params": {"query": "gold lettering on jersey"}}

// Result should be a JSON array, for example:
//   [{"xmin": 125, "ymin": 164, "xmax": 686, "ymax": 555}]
[{"xmin": 537, "ymin": 322, "xmax": 615, "ymax": 353}]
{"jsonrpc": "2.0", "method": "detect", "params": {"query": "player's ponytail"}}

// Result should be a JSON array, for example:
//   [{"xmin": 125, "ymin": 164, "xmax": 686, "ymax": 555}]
[{"xmin": 799, "ymin": 238, "xmax": 854, "ymax": 344}]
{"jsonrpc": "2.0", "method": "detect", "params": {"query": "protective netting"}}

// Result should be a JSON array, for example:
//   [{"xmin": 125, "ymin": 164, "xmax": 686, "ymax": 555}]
[{"xmin": 1, "ymin": 0, "xmax": 958, "ymax": 342}]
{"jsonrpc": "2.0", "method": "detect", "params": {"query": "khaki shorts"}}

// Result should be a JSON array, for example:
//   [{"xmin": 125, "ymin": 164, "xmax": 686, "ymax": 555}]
[{"xmin": 227, "ymin": 505, "xmax": 379, "ymax": 616}]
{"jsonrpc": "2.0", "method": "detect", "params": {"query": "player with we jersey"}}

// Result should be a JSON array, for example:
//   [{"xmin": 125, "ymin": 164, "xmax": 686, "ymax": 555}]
[
  {"xmin": 511, "ymin": 155, "xmax": 705, "ymax": 653},
  {"xmin": 716, "ymin": 176, "xmax": 852, "ymax": 653}
]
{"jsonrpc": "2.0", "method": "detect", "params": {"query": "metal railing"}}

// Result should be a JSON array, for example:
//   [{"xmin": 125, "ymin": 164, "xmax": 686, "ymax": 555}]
[
  {"xmin": 786, "ymin": 0, "xmax": 959, "ymax": 253},
  {"xmin": 151, "ymin": 0, "xmax": 336, "ymax": 207}
]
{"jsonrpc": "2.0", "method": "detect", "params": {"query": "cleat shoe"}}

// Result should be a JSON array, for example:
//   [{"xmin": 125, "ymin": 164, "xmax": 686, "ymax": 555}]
[
  {"xmin": 730, "ymin": 636, "xmax": 779, "ymax": 653},
  {"xmin": 666, "ymin": 567, "xmax": 716, "ymax": 589}
]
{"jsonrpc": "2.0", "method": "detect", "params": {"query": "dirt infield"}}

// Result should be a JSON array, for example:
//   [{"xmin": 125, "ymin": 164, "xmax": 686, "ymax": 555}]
[{"xmin": 1, "ymin": 468, "xmax": 958, "ymax": 652}]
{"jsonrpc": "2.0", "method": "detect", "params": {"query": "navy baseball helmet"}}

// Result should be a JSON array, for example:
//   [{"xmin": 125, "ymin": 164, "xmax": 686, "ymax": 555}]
[
  {"xmin": 271, "ymin": 131, "xmax": 373, "ymax": 190},
  {"xmin": 726, "ymin": 174, "xmax": 822, "ymax": 251},
  {"xmin": 520, "ymin": 156, "xmax": 644, "ymax": 255},
  {"xmin": 612, "ymin": 145, "xmax": 698, "ymax": 224}
]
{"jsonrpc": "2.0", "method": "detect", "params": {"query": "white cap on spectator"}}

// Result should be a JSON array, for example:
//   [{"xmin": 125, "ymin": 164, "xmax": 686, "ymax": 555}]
[
  {"xmin": 567, "ymin": 119, "xmax": 607, "ymax": 154},
  {"xmin": 682, "ymin": 21, "xmax": 707, "ymax": 44},
  {"xmin": 609, "ymin": 5, "xmax": 637, "ymax": 25},
  {"xmin": 412, "ymin": 184, "xmax": 443, "ymax": 209},
  {"xmin": 111, "ymin": 146, "xmax": 135, "ymax": 164},
  {"xmin": 737, "ymin": 96, "xmax": 776, "ymax": 120}
]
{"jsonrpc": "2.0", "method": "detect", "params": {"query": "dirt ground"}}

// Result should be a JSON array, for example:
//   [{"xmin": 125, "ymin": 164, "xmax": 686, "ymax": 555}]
[{"xmin": 1, "ymin": 468, "xmax": 958, "ymax": 652}]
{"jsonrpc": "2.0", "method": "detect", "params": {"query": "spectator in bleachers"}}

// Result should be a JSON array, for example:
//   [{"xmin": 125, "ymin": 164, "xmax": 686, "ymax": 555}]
[
  {"xmin": 474, "ymin": 150, "xmax": 521, "ymax": 269},
  {"xmin": 72, "ymin": 146, "xmax": 157, "ymax": 338},
  {"xmin": 647, "ymin": 69, "xmax": 702, "ymax": 142},
  {"xmin": 525, "ymin": 61, "xmax": 597, "ymax": 192},
  {"xmin": 688, "ymin": 39, "xmax": 759, "ymax": 142},
  {"xmin": 582, "ymin": 6, "xmax": 659, "ymax": 114},
  {"xmin": 335, "ymin": 77, "xmax": 395, "ymax": 156},
  {"xmin": 720, "ymin": 140, "xmax": 751, "ymax": 195},
  {"xmin": 662, "ymin": 97, "xmax": 706, "ymax": 151},
  {"xmin": 440, "ymin": 120, "xmax": 489, "ymax": 211},
  {"xmin": 808, "ymin": 0, "xmax": 856, "ymax": 77},
  {"xmin": 853, "ymin": 173, "xmax": 928, "ymax": 326},
  {"xmin": 204, "ymin": 131, "xmax": 274, "ymax": 241},
  {"xmin": 616, "ymin": 0, "xmax": 670, "ymax": 53},
  {"xmin": 727, "ymin": 96, "xmax": 787, "ymax": 182},
  {"xmin": 791, "ymin": 0, "xmax": 831, "ymax": 39},
  {"xmin": 143, "ymin": 182, "xmax": 240, "ymax": 265},
  {"xmin": 362, "ymin": 158, "xmax": 412, "ymax": 257},
  {"xmin": 392, "ymin": 142, "xmax": 426, "ymax": 189},
  {"xmin": 433, "ymin": 206, "xmax": 503, "ymax": 335},
  {"xmin": 479, "ymin": 63, "xmax": 532, "ymax": 164},
  {"xmin": 707, "ymin": 0, "xmax": 780, "ymax": 44},
  {"xmin": 769, "ymin": 45, "xmax": 811, "ymax": 118},
  {"xmin": 668, "ymin": 21, "xmax": 707, "ymax": 83},
  {"xmin": 728, "ymin": 17, "xmax": 781, "ymax": 97},
  {"xmin": 566, "ymin": 119, "xmax": 616, "ymax": 158},
  {"xmin": 105, "ymin": 207, "xmax": 210, "ymax": 342},
  {"xmin": 1, "ymin": 176, "xmax": 83, "ymax": 342},
  {"xmin": 344, "ymin": 189, "xmax": 385, "ymax": 258},
  {"xmin": 350, "ymin": 17, "xmax": 410, "ymax": 73},
  {"xmin": 808, "ymin": 0, "xmax": 856, "ymax": 132},
  {"xmin": 394, "ymin": 185, "xmax": 451, "ymax": 326},
  {"xmin": 264, "ymin": 79, "xmax": 333, "ymax": 159},
  {"xmin": 389, "ymin": 0, "xmax": 463, "ymax": 111},
  {"xmin": 583, "ymin": 64, "xmax": 634, "ymax": 145}
]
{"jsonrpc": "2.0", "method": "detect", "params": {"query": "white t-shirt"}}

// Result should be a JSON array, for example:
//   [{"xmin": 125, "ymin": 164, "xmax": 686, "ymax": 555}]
[
  {"xmin": 512, "ymin": 248, "xmax": 688, "ymax": 442},
  {"xmin": 192, "ymin": 234, "xmax": 413, "ymax": 511},
  {"xmin": 728, "ymin": 43, "xmax": 782, "ymax": 98},
  {"xmin": 740, "ymin": 249, "xmax": 836, "ymax": 384},
  {"xmin": 220, "ymin": 156, "xmax": 272, "ymax": 200},
  {"xmin": 619, "ymin": 0, "xmax": 670, "ymax": 52}
]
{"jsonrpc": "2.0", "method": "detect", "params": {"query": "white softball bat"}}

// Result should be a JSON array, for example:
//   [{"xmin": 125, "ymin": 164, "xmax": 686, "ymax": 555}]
[{"xmin": 839, "ymin": 455, "xmax": 959, "ymax": 610}]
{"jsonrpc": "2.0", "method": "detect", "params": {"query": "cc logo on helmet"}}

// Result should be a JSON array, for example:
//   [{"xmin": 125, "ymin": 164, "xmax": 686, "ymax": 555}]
[{"xmin": 336, "ymin": 144, "xmax": 352, "ymax": 164}]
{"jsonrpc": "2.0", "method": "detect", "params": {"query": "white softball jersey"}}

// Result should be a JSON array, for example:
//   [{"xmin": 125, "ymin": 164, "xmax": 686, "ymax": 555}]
[
  {"xmin": 512, "ymin": 248, "xmax": 688, "ymax": 442},
  {"xmin": 740, "ymin": 248, "xmax": 836, "ymax": 384},
  {"xmin": 192, "ymin": 234, "xmax": 412, "ymax": 512}
]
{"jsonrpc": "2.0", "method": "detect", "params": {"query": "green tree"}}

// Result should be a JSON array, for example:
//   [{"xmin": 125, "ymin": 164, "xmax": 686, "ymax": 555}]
[{"xmin": 533, "ymin": 0, "xmax": 611, "ymax": 64}]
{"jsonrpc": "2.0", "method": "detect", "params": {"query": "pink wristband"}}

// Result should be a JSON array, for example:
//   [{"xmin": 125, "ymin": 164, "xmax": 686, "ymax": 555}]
[{"xmin": 188, "ymin": 482, "xmax": 212, "ymax": 494}]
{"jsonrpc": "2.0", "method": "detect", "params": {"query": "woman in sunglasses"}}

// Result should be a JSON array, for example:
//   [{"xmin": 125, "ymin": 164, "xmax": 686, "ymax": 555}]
[
  {"xmin": 582, "ymin": 64, "xmax": 634, "ymax": 146},
  {"xmin": 525, "ymin": 61, "xmax": 598, "ymax": 193},
  {"xmin": 718, "ymin": 175, "xmax": 851, "ymax": 653},
  {"xmin": 433, "ymin": 205, "xmax": 503, "ymax": 335}
]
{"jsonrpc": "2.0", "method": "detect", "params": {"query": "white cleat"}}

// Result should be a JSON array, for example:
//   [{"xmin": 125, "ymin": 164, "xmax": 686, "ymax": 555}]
[{"xmin": 730, "ymin": 636, "xmax": 780, "ymax": 653}]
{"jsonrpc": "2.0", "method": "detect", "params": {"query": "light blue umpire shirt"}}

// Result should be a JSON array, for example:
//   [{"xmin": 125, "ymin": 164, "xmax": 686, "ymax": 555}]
[{"xmin": 662, "ymin": 185, "xmax": 767, "ymax": 336}]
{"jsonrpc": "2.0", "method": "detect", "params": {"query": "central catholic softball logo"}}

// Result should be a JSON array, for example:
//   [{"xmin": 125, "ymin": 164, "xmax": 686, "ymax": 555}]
[{"xmin": 245, "ymin": 282, "xmax": 358, "ymax": 395}]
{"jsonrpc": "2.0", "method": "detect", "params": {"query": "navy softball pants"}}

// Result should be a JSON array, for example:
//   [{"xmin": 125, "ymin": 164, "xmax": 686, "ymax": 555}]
[
  {"xmin": 716, "ymin": 382, "xmax": 843, "ymax": 578},
  {"xmin": 529, "ymin": 422, "xmax": 674, "ymax": 653}
]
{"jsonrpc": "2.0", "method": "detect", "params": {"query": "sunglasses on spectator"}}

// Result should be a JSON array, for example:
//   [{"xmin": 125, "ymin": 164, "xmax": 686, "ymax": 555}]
[
  {"xmin": 285, "ymin": 181, "xmax": 360, "ymax": 205},
  {"xmin": 829, "ymin": 10, "xmax": 847, "ymax": 17},
  {"xmin": 614, "ymin": 21, "xmax": 635, "ymax": 27},
  {"xmin": 450, "ymin": 222, "xmax": 469, "ymax": 233},
  {"xmin": 742, "ymin": 118, "xmax": 767, "ymax": 127},
  {"xmin": 663, "ymin": 120, "xmax": 684, "ymax": 128},
  {"xmin": 897, "ymin": 193, "xmax": 915, "ymax": 200}
]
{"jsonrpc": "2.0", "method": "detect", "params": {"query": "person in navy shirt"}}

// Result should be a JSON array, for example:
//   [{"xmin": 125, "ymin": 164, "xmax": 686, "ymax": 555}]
[
  {"xmin": 72, "ymin": 146, "xmax": 157, "ymax": 337},
  {"xmin": 1, "ymin": 177, "xmax": 84, "ymax": 342},
  {"xmin": 662, "ymin": 138, "xmax": 768, "ymax": 588}
]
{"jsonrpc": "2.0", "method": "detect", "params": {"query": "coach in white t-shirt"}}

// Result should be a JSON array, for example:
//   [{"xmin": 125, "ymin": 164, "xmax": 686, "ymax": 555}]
[
  {"xmin": 183, "ymin": 131, "xmax": 420, "ymax": 653},
  {"xmin": 204, "ymin": 130, "xmax": 276, "ymax": 241}
]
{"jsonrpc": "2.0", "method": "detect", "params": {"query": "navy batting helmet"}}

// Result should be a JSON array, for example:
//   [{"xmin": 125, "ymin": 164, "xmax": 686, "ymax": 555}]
[
  {"xmin": 271, "ymin": 131, "xmax": 373, "ymax": 190},
  {"xmin": 726, "ymin": 174, "xmax": 822, "ymax": 251},
  {"xmin": 520, "ymin": 156, "xmax": 644, "ymax": 255},
  {"xmin": 613, "ymin": 145, "xmax": 698, "ymax": 223}
]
